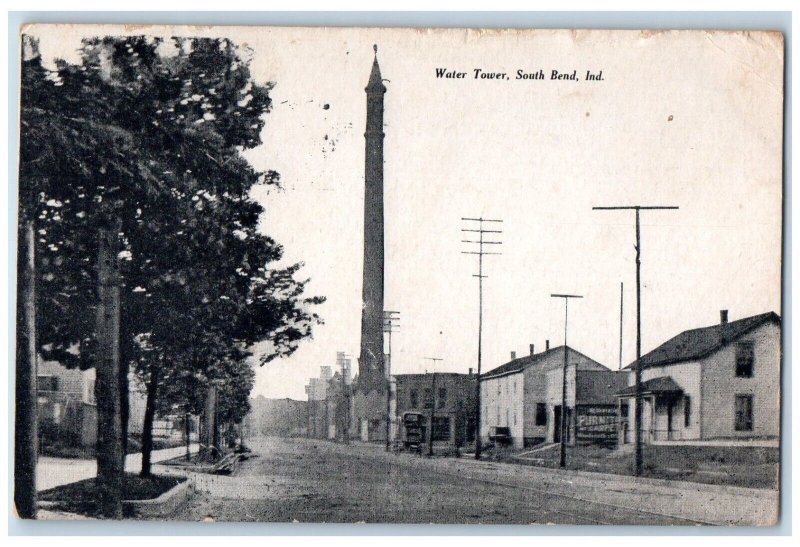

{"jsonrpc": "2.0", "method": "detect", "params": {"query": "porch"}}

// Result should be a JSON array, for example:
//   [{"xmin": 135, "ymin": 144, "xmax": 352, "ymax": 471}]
[{"xmin": 616, "ymin": 376, "xmax": 687, "ymax": 445}]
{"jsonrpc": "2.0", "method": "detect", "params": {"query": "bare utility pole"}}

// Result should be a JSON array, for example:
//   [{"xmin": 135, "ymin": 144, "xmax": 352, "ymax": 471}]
[
  {"xmin": 619, "ymin": 281, "xmax": 624, "ymax": 370},
  {"xmin": 424, "ymin": 356, "xmax": 443, "ymax": 457},
  {"xmin": 592, "ymin": 205, "xmax": 678, "ymax": 476},
  {"xmin": 461, "ymin": 217, "xmax": 503, "ymax": 460},
  {"xmin": 14, "ymin": 209, "xmax": 38, "ymax": 519},
  {"xmin": 383, "ymin": 311, "xmax": 400, "ymax": 451},
  {"xmin": 337, "ymin": 352, "xmax": 352, "ymax": 444},
  {"xmin": 95, "ymin": 222, "xmax": 124, "ymax": 518},
  {"xmin": 551, "ymin": 293, "xmax": 583, "ymax": 468}
]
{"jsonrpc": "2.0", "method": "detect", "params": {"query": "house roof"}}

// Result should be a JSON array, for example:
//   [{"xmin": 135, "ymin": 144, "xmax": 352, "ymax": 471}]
[
  {"xmin": 481, "ymin": 345, "xmax": 605, "ymax": 380},
  {"xmin": 481, "ymin": 346, "xmax": 561, "ymax": 379},
  {"xmin": 393, "ymin": 372, "xmax": 474, "ymax": 379},
  {"xmin": 625, "ymin": 311, "xmax": 780, "ymax": 371},
  {"xmin": 616, "ymin": 376, "xmax": 684, "ymax": 397}
]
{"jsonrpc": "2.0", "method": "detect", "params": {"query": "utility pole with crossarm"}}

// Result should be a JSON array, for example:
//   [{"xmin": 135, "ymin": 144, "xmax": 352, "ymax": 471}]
[
  {"xmin": 592, "ymin": 205, "xmax": 678, "ymax": 476},
  {"xmin": 461, "ymin": 217, "xmax": 503, "ymax": 460}
]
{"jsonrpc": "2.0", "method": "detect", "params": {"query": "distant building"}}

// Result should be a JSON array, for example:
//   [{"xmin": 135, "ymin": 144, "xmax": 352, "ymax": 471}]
[
  {"xmin": 306, "ymin": 365, "xmax": 333, "ymax": 439},
  {"xmin": 246, "ymin": 396, "xmax": 308, "ymax": 438},
  {"xmin": 394, "ymin": 372, "xmax": 477, "ymax": 450},
  {"xmin": 481, "ymin": 344, "xmax": 625, "ymax": 448},
  {"xmin": 37, "ymin": 357, "xmax": 97, "ymax": 448},
  {"xmin": 616, "ymin": 310, "xmax": 781, "ymax": 445},
  {"xmin": 125, "ymin": 374, "xmax": 192, "ymax": 442},
  {"xmin": 325, "ymin": 366, "xmax": 354, "ymax": 441},
  {"xmin": 38, "ymin": 357, "xmax": 197, "ymax": 449}
]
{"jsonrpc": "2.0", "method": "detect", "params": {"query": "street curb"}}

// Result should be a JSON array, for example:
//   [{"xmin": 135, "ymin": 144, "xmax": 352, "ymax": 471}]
[
  {"xmin": 37, "ymin": 476, "xmax": 196, "ymax": 517},
  {"xmin": 126, "ymin": 477, "xmax": 195, "ymax": 517}
]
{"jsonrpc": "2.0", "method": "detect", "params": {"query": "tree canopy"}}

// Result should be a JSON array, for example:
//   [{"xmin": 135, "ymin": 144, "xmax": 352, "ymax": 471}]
[{"xmin": 20, "ymin": 35, "xmax": 324, "ymax": 427}]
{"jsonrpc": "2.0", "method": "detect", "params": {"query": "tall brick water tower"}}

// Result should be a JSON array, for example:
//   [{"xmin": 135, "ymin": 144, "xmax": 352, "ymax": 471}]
[{"xmin": 353, "ymin": 45, "xmax": 388, "ymax": 441}]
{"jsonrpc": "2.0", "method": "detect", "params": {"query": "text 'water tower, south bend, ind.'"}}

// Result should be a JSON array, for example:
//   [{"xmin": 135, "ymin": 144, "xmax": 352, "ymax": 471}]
[{"xmin": 352, "ymin": 45, "xmax": 389, "ymax": 441}]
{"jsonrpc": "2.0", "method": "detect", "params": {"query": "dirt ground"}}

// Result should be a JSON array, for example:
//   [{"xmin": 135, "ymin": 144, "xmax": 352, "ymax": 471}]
[{"xmin": 156, "ymin": 436, "xmax": 778, "ymax": 526}]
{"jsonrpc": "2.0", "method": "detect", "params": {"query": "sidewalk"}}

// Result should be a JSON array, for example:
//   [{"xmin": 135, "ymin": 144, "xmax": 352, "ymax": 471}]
[{"xmin": 36, "ymin": 444, "xmax": 199, "ymax": 492}]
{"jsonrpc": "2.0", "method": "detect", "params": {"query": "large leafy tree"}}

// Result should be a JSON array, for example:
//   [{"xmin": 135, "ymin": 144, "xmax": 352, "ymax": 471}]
[{"xmin": 19, "ymin": 35, "xmax": 324, "ymax": 512}]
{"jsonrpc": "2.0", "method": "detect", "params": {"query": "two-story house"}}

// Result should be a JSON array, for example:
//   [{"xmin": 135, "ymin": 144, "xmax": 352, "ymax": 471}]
[
  {"xmin": 481, "ymin": 343, "xmax": 622, "ymax": 449},
  {"xmin": 616, "ymin": 310, "xmax": 781, "ymax": 445},
  {"xmin": 37, "ymin": 357, "xmax": 97, "ymax": 448}
]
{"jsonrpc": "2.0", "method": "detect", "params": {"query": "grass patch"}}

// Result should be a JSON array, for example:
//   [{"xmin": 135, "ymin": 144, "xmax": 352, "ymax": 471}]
[
  {"xmin": 40, "ymin": 473, "xmax": 185, "ymax": 518},
  {"xmin": 505, "ymin": 444, "xmax": 779, "ymax": 489}
]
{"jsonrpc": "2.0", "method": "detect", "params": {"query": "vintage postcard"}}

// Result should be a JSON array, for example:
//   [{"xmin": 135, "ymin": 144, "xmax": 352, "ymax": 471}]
[{"xmin": 14, "ymin": 25, "xmax": 783, "ymax": 526}]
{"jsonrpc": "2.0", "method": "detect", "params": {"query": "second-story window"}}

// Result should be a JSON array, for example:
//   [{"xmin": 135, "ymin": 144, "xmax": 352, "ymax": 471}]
[
  {"xmin": 438, "ymin": 387, "xmax": 447, "ymax": 408},
  {"xmin": 410, "ymin": 389, "xmax": 418, "ymax": 408},
  {"xmin": 423, "ymin": 388, "xmax": 433, "ymax": 409},
  {"xmin": 736, "ymin": 342, "xmax": 755, "ymax": 377}
]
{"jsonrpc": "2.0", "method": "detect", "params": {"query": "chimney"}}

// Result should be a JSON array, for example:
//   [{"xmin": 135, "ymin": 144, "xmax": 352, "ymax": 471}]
[
  {"xmin": 468, "ymin": 368, "xmax": 474, "ymax": 376},
  {"xmin": 720, "ymin": 309, "xmax": 729, "ymax": 325},
  {"xmin": 510, "ymin": 351, "xmax": 517, "ymax": 360},
  {"xmin": 546, "ymin": 339, "xmax": 550, "ymax": 351},
  {"xmin": 529, "ymin": 344, "xmax": 535, "ymax": 356}
]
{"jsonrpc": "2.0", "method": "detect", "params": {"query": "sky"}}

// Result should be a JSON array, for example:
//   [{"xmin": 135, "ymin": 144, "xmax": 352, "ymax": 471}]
[{"xmin": 27, "ymin": 26, "xmax": 784, "ymax": 400}]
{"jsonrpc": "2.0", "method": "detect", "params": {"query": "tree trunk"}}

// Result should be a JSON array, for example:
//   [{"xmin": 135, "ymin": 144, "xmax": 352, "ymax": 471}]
[
  {"xmin": 14, "ymin": 218, "xmax": 38, "ymax": 519},
  {"xmin": 119, "ymin": 341, "xmax": 130, "ymax": 466},
  {"xmin": 184, "ymin": 412, "xmax": 191, "ymax": 462},
  {"xmin": 203, "ymin": 386, "xmax": 213, "ymax": 460},
  {"xmin": 95, "ymin": 224, "xmax": 124, "ymax": 519},
  {"xmin": 140, "ymin": 368, "xmax": 158, "ymax": 477},
  {"xmin": 212, "ymin": 411, "xmax": 221, "ymax": 455}
]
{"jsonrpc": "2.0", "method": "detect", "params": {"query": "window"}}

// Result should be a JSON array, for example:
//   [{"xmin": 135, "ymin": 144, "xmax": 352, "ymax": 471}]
[
  {"xmin": 437, "ymin": 388, "xmax": 447, "ymax": 409},
  {"xmin": 432, "ymin": 416, "xmax": 451, "ymax": 441},
  {"xmin": 736, "ymin": 342, "xmax": 754, "ymax": 377},
  {"xmin": 513, "ymin": 412, "xmax": 517, "ymax": 426},
  {"xmin": 684, "ymin": 396, "xmax": 691, "ymax": 427},
  {"xmin": 423, "ymin": 388, "xmax": 433, "ymax": 409},
  {"xmin": 735, "ymin": 395, "xmax": 753, "ymax": 431},
  {"xmin": 620, "ymin": 402, "xmax": 629, "ymax": 418},
  {"xmin": 37, "ymin": 376, "xmax": 59, "ymax": 392},
  {"xmin": 535, "ymin": 403, "xmax": 547, "ymax": 426},
  {"xmin": 410, "ymin": 389, "xmax": 419, "ymax": 408}
]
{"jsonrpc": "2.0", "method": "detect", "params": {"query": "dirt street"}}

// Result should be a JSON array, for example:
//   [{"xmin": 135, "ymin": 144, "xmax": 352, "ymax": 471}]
[{"xmin": 160, "ymin": 436, "xmax": 778, "ymax": 526}]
